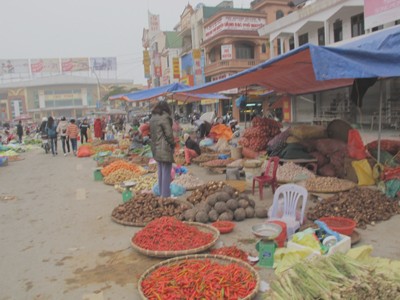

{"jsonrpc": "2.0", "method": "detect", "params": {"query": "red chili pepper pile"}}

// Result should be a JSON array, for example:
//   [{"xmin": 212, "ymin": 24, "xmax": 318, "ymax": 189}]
[
  {"xmin": 211, "ymin": 246, "xmax": 249, "ymax": 262},
  {"xmin": 132, "ymin": 217, "xmax": 214, "ymax": 251},
  {"xmin": 141, "ymin": 259, "xmax": 257, "ymax": 299}
]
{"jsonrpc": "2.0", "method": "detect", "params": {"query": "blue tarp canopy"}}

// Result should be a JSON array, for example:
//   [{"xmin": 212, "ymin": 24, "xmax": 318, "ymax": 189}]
[
  {"xmin": 109, "ymin": 82, "xmax": 228, "ymax": 102},
  {"xmin": 181, "ymin": 25, "xmax": 400, "ymax": 95}
]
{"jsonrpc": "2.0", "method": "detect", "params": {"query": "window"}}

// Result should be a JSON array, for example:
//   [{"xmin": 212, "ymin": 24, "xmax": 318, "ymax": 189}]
[
  {"xmin": 351, "ymin": 13, "xmax": 364, "ymax": 37},
  {"xmin": 209, "ymin": 47, "xmax": 220, "ymax": 63},
  {"xmin": 261, "ymin": 43, "xmax": 267, "ymax": 54},
  {"xmin": 276, "ymin": 10, "xmax": 284, "ymax": 20},
  {"xmin": 333, "ymin": 19, "xmax": 343, "ymax": 42},
  {"xmin": 289, "ymin": 37, "xmax": 294, "ymax": 50},
  {"xmin": 372, "ymin": 25, "xmax": 383, "ymax": 32},
  {"xmin": 235, "ymin": 43, "xmax": 254, "ymax": 59},
  {"xmin": 298, "ymin": 33, "xmax": 308, "ymax": 46},
  {"xmin": 318, "ymin": 27, "xmax": 325, "ymax": 46}
]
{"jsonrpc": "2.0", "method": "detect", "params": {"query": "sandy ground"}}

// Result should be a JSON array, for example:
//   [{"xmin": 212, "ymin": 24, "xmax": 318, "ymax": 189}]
[{"xmin": 0, "ymin": 129, "xmax": 399, "ymax": 300}]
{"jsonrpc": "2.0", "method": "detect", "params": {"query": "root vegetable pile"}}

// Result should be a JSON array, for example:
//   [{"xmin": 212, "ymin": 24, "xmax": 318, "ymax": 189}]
[
  {"xmin": 239, "ymin": 117, "xmax": 281, "ymax": 151},
  {"xmin": 201, "ymin": 158, "xmax": 235, "ymax": 168},
  {"xmin": 132, "ymin": 217, "xmax": 214, "ymax": 251},
  {"xmin": 104, "ymin": 169, "xmax": 138, "ymax": 185},
  {"xmin": 111, "ymin": 194, "xmax": 191, "ymax": 225},
  {"xmin": 184, "ymin": 187, "xmax": 256, "ymax": 223},
  {"xmin": 210, "ymin": 246, "xmax": 249, "ymax": 262},
  {"xmin": 277, "ymin": 161, "xmax": 316, "ymax": 182},
  {"xmin": 305, "ymin": 176, "xmax": 356, "ymax": 193},
  {"xmin": 307, "ymin": 187, "xmax": 400, "ymax": 228},
  {"xmin": 172, "ymin": 173, "xmax": 205, "ymax": 190},
  {"xmin": 187, "ymin": 181, "xmax": 233, "ymax": 205},
  {"xmin": 101, "ymin": 160, "xmax": 146, "ymax": 177},
  {"xmin": 114, "ymin": 173, "xmax": 158, "ymax": 193},
  {"xmin": 141, "ymin": 258, "xmax": 257, "ymax": 300}
]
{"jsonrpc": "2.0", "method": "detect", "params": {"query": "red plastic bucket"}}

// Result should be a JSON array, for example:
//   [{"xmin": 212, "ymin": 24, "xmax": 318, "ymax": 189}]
[{"xmin": 266, "ymin": 220, "xmax": 287, "ymax": 247}]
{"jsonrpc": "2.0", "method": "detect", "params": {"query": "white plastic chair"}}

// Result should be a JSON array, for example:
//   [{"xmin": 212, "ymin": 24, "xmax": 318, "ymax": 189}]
[{"xmin": 269, "ymin": 183, "xmax": 308, "ymax": 239}]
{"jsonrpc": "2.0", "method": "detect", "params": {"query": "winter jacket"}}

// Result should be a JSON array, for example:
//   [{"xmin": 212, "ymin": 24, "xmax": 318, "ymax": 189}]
[
  {"xmin": 16, "ymin": 124, "xmax": 23, "ymax": 136},
  {"xmin": 66, "ymin": 123, "xmax": 79, "ymax": 139},
  {"xmin": 150, "ymin": 112, "xmax": 175, "ymax": 163},
  {"xmin": 46, "ymin": 123, "xmax": 57, "ymax": 138},
  {"xmin": 56, "ymin": 120, "xmax": 69, "ymax": 137}
]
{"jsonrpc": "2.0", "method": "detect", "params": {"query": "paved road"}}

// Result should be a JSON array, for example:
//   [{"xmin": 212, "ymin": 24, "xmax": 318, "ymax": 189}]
[{"xmin": 0, "ymin": 145, "xmax": 399, "ymax": 300}]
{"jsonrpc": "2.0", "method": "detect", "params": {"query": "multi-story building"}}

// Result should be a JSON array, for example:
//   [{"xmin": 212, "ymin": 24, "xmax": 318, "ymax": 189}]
[
  {"xmin": 0, "ymin": 75, "xmax": 139, "ymax": 123},
  {"xmin": 257, "ymin": 0, "xmax": 400, "ymax": 125}
]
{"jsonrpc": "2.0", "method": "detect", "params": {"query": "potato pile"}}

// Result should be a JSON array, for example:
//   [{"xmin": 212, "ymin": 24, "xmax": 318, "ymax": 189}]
[
  {"xmin": 114, "ymin": 173, "xmax": 158, "ymax": 193},
  {"xmin": 305, "ymin": 176, "xmax": 356, "ymax": 193},
  {"xmin": 187, "ymin": 181, "xmax": 234, "ymax": 205},
  {"xmin": 307, "ymin": 187, "xmax": 400, "ymax": 229},
  {"xmin": 111, "ymin": 193, "xmax": 192, "ymax": 225},
  {"xmin": 183, "ymin": 185, "xmax": 256, "ymax": 223},
  {"xmin": 104, "ymin": 169, "xmax": 138, "ymax": 185}
]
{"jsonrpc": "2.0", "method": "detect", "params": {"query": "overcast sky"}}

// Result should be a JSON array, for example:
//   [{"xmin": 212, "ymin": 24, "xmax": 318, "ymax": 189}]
[{"xmin": 0, "ymin": 0, "xmax": 250, "ymax": 85}]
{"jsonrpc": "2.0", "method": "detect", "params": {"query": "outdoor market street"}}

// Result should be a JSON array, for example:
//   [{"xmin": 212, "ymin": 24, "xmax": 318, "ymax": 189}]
[{"xmin": 0, "ymin": 137, "xmax": 399, "ymax": 300}]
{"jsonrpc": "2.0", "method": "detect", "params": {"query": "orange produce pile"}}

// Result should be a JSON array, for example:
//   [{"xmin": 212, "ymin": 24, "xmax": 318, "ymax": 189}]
[{"xmin": 101, "ymin": 160, "xmax": 146, "ymax": 177}]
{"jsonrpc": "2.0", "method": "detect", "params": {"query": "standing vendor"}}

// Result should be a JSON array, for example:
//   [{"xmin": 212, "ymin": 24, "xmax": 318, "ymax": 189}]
[{"xmin": 183, "ymin": 133, "xmax": 201, "ymax": 165}]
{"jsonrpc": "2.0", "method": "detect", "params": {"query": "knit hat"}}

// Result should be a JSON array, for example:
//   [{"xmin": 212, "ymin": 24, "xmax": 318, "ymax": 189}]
[{"xmin": 183, "ymin": 133, "xmax": 190, "ymax": 142}]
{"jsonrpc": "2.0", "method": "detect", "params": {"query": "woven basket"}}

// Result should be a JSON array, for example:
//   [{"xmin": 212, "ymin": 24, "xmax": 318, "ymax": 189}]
[
  {"xmin": 138, "ymin": 254, "xmax": 260, "ymax": 300},
  {"xmin": 131, "ymin": 222, "xmax": 220, "ymax": 258}
]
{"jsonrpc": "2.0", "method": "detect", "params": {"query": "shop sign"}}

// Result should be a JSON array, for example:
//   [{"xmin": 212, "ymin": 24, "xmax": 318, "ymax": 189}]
[
  {"xmin": 201, "ymin": 99, "xmax": 219, "ymax": 105},
  {"xmin": 204, "ymin": 16, "xmax": 266, "ymax": 40},
  {"xmin": 221, "ymin": 44, "xmax": 233, "ymax": 60},
  {"xmin": 143, "ymin": 50, "xmax": 151, "ymax": 78},
  {"xmin": 173, "ymin": 57, "xmax": 180, "ymax": 79}
]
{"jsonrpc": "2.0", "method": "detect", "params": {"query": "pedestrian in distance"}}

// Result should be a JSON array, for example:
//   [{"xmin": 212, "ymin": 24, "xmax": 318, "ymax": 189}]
[
  {"xmin": 149, "ymin": 101, "xmax": 175, "ymax": 198},
  {"xmin": 16, "ymin": 120, "xmax": 23, "ymax": 143},
  {"xmin": 93, "ymin": 117, "xmax": 103, "ymax": 139},
  {"xmin": 79, "ymin": 119, "xmax": 90, "ymax": 144},
  {"xmin": 45, "ymin": 116, "xmax": 58, "ymax": 156},
  {"xmin": 183, "ymin": 133, "xmax": 201, "ymax": 165},
  {"xmin": 56, "ymin": 116, "xmax": 70, "ymax": 156},
  {"xmin": 66, "ymin": 119, "xmax": 79, "ymax": 156}
]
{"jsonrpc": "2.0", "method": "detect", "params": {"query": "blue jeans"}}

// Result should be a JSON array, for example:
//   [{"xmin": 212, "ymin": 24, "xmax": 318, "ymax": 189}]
[
  {"xmin": 70, "ymin": 138, "xmax": 78, "ymax": 152},
  {"xmin": 49, "ymin": 136, "xmax": 57, "ymax": 155},
  {"xmin": 157, "ymin": 161, "xmax": 172, "ymax": 197}
]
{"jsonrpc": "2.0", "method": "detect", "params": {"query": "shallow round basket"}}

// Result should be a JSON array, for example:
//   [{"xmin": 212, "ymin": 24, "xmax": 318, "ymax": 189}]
[
  {"xmin": 212, "ymin": 221, "xmax": 235, "ymax": 234},
  {"xmin": 251, "ymin": 223, "xmax": 282, "ymax": 240},
  {"xmin": 131, "ymin": 222, "xmax": 220, "ymax": 257},
  {"xmin": 138, "ymin": 254, "xmax": 260, "ymax": 300},
  {"xmin": 319, "ymin": 216, "xmax": 357, "ymax": 236}
]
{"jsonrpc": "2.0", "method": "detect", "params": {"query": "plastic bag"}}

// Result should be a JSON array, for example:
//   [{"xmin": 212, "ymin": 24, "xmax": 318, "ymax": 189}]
[
  {"xmin": 347, "ymin": 129, "xmax": 367, "ymax": 159},
  {"xmin": 152, "ymin": 183, "xmax": 186, "ymax": 197},
  {"xmin": 352, "ymin": 159, "xmax": 375, "ymax": 186},
  {"xmin": 199, "ymin": 138, "xmax": 214, "ymax": 147}
]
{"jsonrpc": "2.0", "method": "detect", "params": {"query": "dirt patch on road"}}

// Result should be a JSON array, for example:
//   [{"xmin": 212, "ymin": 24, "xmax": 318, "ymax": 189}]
[{"xmin": 64, "ymin": 248, "xmax": 160, "ymax": 293}]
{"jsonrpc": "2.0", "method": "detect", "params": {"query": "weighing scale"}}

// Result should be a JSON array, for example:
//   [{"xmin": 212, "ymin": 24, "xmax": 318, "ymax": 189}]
[
  {"xmin": 120, "ymin": 180, "xmax": 136, "ymax": 203},
  {"xmin": 252, "ymin": 223, "xmax": 282, "ymax": 268}
]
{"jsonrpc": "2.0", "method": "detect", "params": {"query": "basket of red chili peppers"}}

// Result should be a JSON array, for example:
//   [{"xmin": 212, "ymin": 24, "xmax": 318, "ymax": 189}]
[
  {"xmin": 131, "ymin": 217, "xmax": 220, "ymax": 258},
  {"xmin": 139, "ymin": 253, "xmax": 260, "ymax": 300}
]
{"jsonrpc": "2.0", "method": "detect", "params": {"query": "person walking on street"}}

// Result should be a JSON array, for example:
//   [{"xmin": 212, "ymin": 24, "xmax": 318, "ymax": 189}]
[
  {"xmin": 183, "ymin": 133, "xmax": 201, "ymax": 165},
  {"xmin": 56, "ymin": 116, "xmax": 70, "ymax": 156},
  {"xmin": 46, "ymin": 116, "xmax": 58, "ymax": 156},
  {"xmin": 93, "ymin": 117, "xmax": 103, "ymax": 139},
  {"xmin": 79, "ymin": 119, "xmax": 90, "ymax": 144},
  {"xmin": 150, "ymin": 101, "xmax": 175, "ymax": 198},
  {"xmin": 66, "ymin": 119, "xmax": 79, "ymax": 156},
  {"xmin": 16, "ymin": 121, "xmax": 23, "ymax": 143}
]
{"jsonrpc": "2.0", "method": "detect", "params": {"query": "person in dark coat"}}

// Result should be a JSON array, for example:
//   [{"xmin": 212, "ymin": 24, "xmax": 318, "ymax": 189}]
[
  {"xmin": 16, "ymin": 121, "xmax": 23, "ymax": 143},
  {"xmin": 183, "ymin": 133, "xmax": 201, "ymax": 165},
  {"xmin": 149, "ymin": 101, "xmax": 175, "ymax": 198}
]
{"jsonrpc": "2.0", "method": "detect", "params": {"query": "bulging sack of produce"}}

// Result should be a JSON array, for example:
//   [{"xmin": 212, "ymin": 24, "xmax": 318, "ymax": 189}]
[
  {"xmin": 309, "ymin": 151, "xmax": 329, "ymax": 167},
  {"xmin": 315, "ymin": 138, "xmax": 347, "ymax": 156},
  {"xmin": 241, "ymin": 147, "xmax": 259, "ymax": 159},
  {"xmin": 347, "ymin": 129, "xmax": 367, "ymax": 160},
  {"xmin": 290, "ymin": 125, "xmax": 327, "ymax": 141},
  {"xmin": 77, "ymin": 145, "xmax": 93, "ymax": 157},
  {"xmin": 352, "ymin": 159, "xmax": 375, "ymax": 186},
  {"xmin": 318, "ymin": 163, "xmax": 336, "ymax": 177},
  {"xmin": 243, "ymin": 159, "xmax": 263, "ymax": 168}
]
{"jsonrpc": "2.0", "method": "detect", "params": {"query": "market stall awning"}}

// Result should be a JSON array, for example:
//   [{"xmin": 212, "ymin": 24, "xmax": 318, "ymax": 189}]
[
  {"xmin": 109, "ymin": 83, "xmax": 189, "ymax": 102},
  {"xmin": 181, "ymin": 25, "xmax": 400, "ymax": 95},
  {"xmin": 171, "ymin": 92, "xmax": 229, "ymax": 103}
]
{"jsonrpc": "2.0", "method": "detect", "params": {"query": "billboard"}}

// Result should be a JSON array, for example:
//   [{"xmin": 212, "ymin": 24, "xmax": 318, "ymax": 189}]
[
  {"xmin": 90, "ymin": 57, "xmax": 117, "ymax": 71},
  {"xmin": 221, "ymin": 44, "xmax": 233, "ymax": 60},
  {"xmin": 205, "ymin": 16, "xmax": 266, "ymax": 40},
  {"xmin": 0, "ymin": 59, "xmax": 29, "ymax": 76},
  {"xmin": 61, "ymin": 57, "xmax": 89, "ymax": 72},
  {"xmin": 30, "ymin": 58, "xmax": 60, "ymax": 73}
]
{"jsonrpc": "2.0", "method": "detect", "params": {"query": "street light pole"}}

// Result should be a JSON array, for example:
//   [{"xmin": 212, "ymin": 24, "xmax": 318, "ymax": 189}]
[{"xmin": 92, "ymin": 68, "xmax": 101, "ymax": 109}]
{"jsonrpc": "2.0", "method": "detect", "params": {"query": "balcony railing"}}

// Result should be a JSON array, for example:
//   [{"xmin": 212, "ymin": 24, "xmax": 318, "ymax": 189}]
[{"xmin": 205, "ymin": 59, "xmax": 265, "ymax": 75}]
